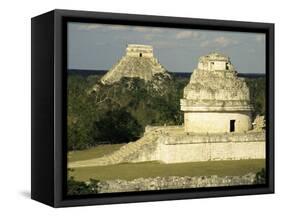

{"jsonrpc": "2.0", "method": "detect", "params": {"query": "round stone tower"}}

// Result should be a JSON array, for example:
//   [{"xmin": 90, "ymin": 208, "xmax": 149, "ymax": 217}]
[{"xmin": 180, "ymin": 52, "xmax": 253, "ymax": 133}]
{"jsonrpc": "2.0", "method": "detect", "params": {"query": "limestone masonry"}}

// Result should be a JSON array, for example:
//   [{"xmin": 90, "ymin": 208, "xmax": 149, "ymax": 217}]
[
  {"xmin": 100, "ymin": 44, "xmax": 170, "ymax": 84},
  {"xmin": 69, "ymin": 52, "xmax": 265, "ymax": 168},
  {"xmin": 96, "ymin": 173, "xmax": 258, "ymax": 193},
  {"xmin": 181, "ymin": 52, "xmax": 252, "ymax": 133}
]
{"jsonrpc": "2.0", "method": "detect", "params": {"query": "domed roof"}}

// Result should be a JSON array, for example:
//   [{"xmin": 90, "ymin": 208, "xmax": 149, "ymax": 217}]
[{"xmin": 181, "ymin": 52, "xmax": 252, "ymax": 112}]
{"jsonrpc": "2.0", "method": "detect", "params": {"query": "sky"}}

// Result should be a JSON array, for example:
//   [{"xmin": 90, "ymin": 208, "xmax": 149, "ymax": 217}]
[{"xmin": 68, "ymin": 22, "xmax": 266, "ymax": 74}]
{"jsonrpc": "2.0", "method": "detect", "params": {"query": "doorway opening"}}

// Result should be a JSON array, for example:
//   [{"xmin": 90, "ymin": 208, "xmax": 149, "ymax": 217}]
[
  {"xmin": 230, "ymin": 120, "xmax": 235, "ymax": 132},
  {"xmin": 139, "ymin": 53, "xmax": 142, "ymax": 57},
  {"xmin": 226, "ymin": 63, "xmax": 229, "ymax": 70}
]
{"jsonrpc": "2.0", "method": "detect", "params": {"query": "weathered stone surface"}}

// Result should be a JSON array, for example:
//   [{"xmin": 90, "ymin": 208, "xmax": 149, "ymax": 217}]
[
  {"xmin": 181, "ymin": 52, "xmax": 253, "ymax": 133},
  {"xmin": 253, "ymin": 115, "xmax": 266, "ymax": 131},
  {"xmin": 68, "ymin": 130, "xmax": 159, "ymax": 168},
  {"xmin": 97, "ymin": 173, "xmax": 258, "ymax": 193},
  {"xmin": 183, "ymin": 52, "xmax": 250, "ymax": 103},
  {"xmin": 100, "ymin": 44, "xmax": 170, "ymax": 85},
  {"xmin": 69, "ymin": 127, "xmax": 265, "ymax": 167}
]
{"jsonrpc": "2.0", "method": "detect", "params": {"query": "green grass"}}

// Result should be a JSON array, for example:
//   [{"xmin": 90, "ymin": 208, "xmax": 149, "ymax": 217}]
[
  {"xmin": 69, "ymin": 159, "xmax": 265, "ymax": 182},
  {"xmin": 68, "ymin": 143, "xmax": 125, "ymax": 163},
  {"xmin": 68, "ymin": 143, "xmax": 265, "ymax": 182}
]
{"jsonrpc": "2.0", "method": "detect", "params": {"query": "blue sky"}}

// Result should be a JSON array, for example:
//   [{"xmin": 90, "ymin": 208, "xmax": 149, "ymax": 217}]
[{"xmin": 68, "ymin": 22, "xmax": 266, "ymax": 74}]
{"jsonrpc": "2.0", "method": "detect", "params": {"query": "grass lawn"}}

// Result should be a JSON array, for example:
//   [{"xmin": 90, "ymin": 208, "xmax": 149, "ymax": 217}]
[
  {"xmin": 68, "ymin": 143, "xmax": 125, "ymax": 163},
  {"xmin": 69, "ymin": 159, "xmax": 265, "ymax": 182}
]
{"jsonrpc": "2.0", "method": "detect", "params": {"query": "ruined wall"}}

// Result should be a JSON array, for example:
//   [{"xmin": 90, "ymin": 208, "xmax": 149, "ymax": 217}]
[
  {"xmin": 69, "ymin": 128, "xmax": 266, "ymax": 168},
  {"xmin": 97, "ymin": 173, "xmax": 258, "ymax": 193},
  {"xmin": 156, "ymin": 141, "xmax": 265, "ymax": 163},
  {"xmin": 131, "ymin": 130, "xmax": 265, "ymax": 164}
]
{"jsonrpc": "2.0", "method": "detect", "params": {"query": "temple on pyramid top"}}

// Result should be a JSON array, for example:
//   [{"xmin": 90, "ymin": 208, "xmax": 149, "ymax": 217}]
[
  {"xmin": 100, "ymin": 44, "xmax": 170, "ymax": 84},
  {"xmin": 125, "ymin": 44, "xmax": 154, "ymax": 58}
]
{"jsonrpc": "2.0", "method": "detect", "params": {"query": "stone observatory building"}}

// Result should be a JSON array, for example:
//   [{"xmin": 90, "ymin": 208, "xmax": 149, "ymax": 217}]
[
  {"xmin": 100, "ymin": 44, "xmax": 170, "ymax": 85},
  {"xmin": 181, "ymin": 52, "xmax": 253, "ymax": 133}
]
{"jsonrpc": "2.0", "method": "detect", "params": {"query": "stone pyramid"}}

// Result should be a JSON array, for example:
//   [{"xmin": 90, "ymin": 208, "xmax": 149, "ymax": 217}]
[{"xmin": 100, "ymin": 44, "xmax": 170, "ymax": 85}]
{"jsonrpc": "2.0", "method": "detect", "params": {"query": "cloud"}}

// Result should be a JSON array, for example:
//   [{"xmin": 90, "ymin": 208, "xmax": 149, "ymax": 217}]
[
  {"xmin": 133, "ymin": 26, "xmax": 163, "ymax": 33},
  {"xmin": 130, "ymin": 27, "xmax": 166, "ymax": 41},
  {"xmin": 108, "ymin": 25, "xmax": 129, "ymax": 31},
  {"xmin": 153, "ymin": 41, "xmax": 175, "ymax": 49},
  {"xmin": 200, "ymin": 40, "xmax": 211, "ymax": 47},
  {"xmin": 175, "ymin": 30, "xmax": 199, "ymax": 39},
  {"xmin": 76, "ymin": 23, "xmax": 102, "ymax": 30},
  {"xmin": 214, "ymin": 36, "xmax": 238, "ymax": 47},
  {"xmin": 75, "ymin": 23, "xmax": 129, "ymax": 31},
  {"xmin": 200, "ymin": 36, "xmax": 238, "ymax": 48},
  {"xmin": 144, "ymin": 34, "xmax": 154, "ymax": 40},
  {"xmin": 256, "ymin": 35, "xmax": 265, "ymax": 43}
]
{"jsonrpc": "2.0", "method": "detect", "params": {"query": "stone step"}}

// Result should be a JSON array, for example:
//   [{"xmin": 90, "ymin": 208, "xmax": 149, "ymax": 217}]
[{"xmin": 73, "ymin": 132, "xmax": 159, "ymax": 166}]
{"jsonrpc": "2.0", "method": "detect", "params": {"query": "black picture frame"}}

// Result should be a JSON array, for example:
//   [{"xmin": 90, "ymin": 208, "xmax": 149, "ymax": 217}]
[{"xmin": 31, "ymin": 9, "xmax": 274, "ymax": 207}]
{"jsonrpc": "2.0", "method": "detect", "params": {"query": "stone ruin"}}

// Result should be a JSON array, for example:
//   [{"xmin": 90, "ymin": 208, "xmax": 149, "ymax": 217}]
[
  {"xmin": 253, "ymin": 115, "xmax": 266, "ymax": 131},
  {"xmin": 69, "ymin": 52, "xmax": 265, "ymax": 168},
  {"xmin": 181, "ymin": 52, "xmax": 253, "ymax": 133},
  {"xmin": 100, "ymin": 44, "xmax": 171, "ymax": 85}
]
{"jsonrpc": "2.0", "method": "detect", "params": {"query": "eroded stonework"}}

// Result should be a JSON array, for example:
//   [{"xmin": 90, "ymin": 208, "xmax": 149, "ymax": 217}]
[
  {"xmin": 181, "ymin": 52, "xmax": 253, "ymax": 133},
  {"xmin": 100, "ymin": 44, "xmax": 170, "ymax": 85},
  {"xmin": 97, "ymin": 173, "xmax": 258, "ymax": 193}
]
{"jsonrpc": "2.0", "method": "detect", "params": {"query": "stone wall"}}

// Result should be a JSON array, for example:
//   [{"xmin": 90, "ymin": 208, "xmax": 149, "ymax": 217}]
[
  {"xmin": 126, "ymin": 44, "xmax": 154, "ymax": 58},
  {"xmin": 183, "ymin": 111, "xmax": 252, "ymax": 133},
  {"xmin": 69, "ymin": 127, "xmax": 266, "ymax": 168},
  {"xmin": 131, "ymin": 129, "xmax": 265, "ymax": 164},
  {"xmin": 97, "ymin": 173, "xmax": 257, "ymax": 193},
  {"xmin": 156, "ymin": 141, "xmax": 265, "ymax": 163}
]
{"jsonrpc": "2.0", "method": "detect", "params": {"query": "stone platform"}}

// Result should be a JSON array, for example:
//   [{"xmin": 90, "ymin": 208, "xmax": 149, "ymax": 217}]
[
  {"xmin": 69, "ymin": 126, "xmax": 265, "ymax": 168},
  {"xmin": 135, "ymin": 126, "xmax": 265, "ymax": 163}
]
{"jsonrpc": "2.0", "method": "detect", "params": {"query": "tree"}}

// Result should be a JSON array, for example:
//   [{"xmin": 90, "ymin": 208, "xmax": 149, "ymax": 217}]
[
  {"xmin": 254, "ymin": 168, "xmax": 266, "ymax": 184},
  {"xmin": 92, "ymin": 108, "xmax": 142, "ymax": 144},
  {"xmin": 245, "ymin": 77, "xmax": 266, "ymax": 116},
  {"xmin": 67, "ymin": 73, "xmax": 265, "ymax": 151},
  {"xmin": 68, "ymin": 176, "xmax": 99, "ymax": 195}
]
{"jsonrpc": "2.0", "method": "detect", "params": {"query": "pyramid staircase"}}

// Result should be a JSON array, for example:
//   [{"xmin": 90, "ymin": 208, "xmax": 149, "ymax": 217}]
[{"xmin": 101, "ymin": 56, "xmax": 169, "ymax": 85}]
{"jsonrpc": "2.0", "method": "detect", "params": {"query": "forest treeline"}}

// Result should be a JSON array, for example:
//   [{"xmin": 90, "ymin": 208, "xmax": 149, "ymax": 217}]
[{"xmin": 67, "ymin": 74, "xmax": 265, "ymax": 151}]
